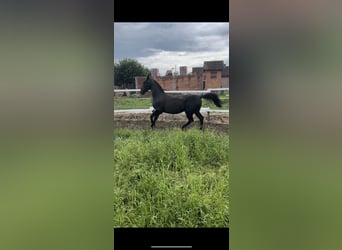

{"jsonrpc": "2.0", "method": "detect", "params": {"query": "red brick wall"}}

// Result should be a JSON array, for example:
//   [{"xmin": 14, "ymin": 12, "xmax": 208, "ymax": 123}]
[
  {"xmin": 156, "ymin": 75, "xmax": 204, "ymax": 90},
  {"xmin": 203, "ymin": 71, "xmax": 222, "ymax": 89},
  {"xmin": 135, "ymin": 74, "xmax": 224, "ymax": 90},
  {"xmin": 222, "ymin": 76, "xmax": 229, "ymax": 88},
  {"xmin": 135, "ymin": 77, "xmax": 146, "ymax": 89}
]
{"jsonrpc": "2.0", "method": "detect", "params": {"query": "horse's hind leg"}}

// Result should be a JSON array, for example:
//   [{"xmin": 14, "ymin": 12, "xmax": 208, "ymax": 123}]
[
  {"xmin": 181, "ymin": 112, "xmax": 194, "ymax": 130},
  {"xmin": 195, "ymin": 111, "xmax": 204, "ymax": 130}
]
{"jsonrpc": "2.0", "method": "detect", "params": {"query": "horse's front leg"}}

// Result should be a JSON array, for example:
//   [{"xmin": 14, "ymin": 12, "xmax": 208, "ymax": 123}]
[
  {"xmin": 150, "ymin": 110, "xmax": 161, "ymax": 129},
  {"xmin": 150, "ymin": 111, "xmax": 156, "ymax": 128}
]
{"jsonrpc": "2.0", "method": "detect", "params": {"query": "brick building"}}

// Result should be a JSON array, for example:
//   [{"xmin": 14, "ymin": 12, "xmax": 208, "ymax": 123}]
[
  {"xmin": 135, "ymin": 60, "xmax": 229, "ymax": 90},
  {"xmin": 179, "ymin": 66, "xmax": 187, "ymax": 76},
  {"xmin": 192, "ymin": 67, "xmax": 203, "ymax": 77},
  {"xmin": 222, "ymin": 65, "xmax": 229, "ymax": 88},
  {"xmin": 151, "ymin": 68, "xmax": 160, "ymax": 78}
]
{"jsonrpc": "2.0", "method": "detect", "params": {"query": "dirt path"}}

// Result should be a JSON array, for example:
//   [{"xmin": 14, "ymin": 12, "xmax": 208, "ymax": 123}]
[{"xmin": 113, "ymin": 112, "xmax": 229, "ymax": 133}]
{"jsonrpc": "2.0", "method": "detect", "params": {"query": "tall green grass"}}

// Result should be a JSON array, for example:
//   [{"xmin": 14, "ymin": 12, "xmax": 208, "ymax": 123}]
[{"xmin": 113, "ymin": 128, "xmax": 229, "ymax": 227}]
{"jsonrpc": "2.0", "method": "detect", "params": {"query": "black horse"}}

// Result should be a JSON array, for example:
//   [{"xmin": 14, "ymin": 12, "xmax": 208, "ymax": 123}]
[{"xmin": 140, "ymin": 74, "xmax": 222, "ymax": 130}]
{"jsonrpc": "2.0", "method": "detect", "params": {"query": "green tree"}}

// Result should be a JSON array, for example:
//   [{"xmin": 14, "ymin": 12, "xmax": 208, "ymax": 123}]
[{"xmin": 114, "ymin": 59, "xmax": 150, "ymax": 88}]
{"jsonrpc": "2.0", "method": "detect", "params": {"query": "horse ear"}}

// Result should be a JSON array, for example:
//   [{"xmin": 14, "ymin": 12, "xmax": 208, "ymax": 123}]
[{"xmin": 147, "ymin": 73, "xmax": 151, "ymax": 79}]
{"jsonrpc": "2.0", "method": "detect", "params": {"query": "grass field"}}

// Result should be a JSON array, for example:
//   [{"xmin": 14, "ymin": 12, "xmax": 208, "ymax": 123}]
[
  {"xmin": 113, "ymin": 128, "xmax": 229, "ymax": 227},
  {"xmin": 113, "ymin": 91, "xmax": 229, "ymax": 110}
]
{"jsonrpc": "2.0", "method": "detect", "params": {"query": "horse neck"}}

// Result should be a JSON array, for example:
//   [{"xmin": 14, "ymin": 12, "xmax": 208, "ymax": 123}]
[{"xmin": 150, "ymin": 81, "xmax": 165, "ymax": 98}]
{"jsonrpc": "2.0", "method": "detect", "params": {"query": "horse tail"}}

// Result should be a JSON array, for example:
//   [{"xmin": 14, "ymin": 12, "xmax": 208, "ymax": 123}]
[{"xmin": 201, "ymin": 93, "xmax": 222, "ymax": 107}]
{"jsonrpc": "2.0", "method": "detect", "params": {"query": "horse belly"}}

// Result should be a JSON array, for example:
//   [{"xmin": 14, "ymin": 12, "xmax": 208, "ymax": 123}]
[{"xmin": 165, "ymin": 102, "xmax": 184, "ymax": 114}]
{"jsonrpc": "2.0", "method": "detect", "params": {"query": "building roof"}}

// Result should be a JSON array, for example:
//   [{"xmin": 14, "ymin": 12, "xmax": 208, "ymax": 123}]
[
  {"xmin": 222, "ymin": 66, "xmax": 229, "ymax": 77},
  {"xmin": 192, "ymin": 67, "xmax": 203, "ymax": 76},
  {"xmin": 165, "ymin": 70, "xmax": 173, "ymax": 76},
  {"xmin": 203, "ymin": 60, "xmax": 224, "ymax": 71}
]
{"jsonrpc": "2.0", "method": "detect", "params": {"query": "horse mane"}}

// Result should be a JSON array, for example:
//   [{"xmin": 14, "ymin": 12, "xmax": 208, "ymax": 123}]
[{"xmin": 151, "ymin": 79, "xmax": 165, "ymax": 93}]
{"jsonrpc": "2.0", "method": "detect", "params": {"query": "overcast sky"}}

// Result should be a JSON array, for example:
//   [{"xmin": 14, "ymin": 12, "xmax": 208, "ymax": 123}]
[{"xmin": 114, "ymin": 23, "xmax": 229, "ymax": 76}]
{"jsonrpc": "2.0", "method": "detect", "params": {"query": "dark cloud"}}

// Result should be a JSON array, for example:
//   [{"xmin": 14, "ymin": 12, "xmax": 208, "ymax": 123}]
[{"xmin": 114, "ymin": 23, "xmax": 229, "ymax": 60}]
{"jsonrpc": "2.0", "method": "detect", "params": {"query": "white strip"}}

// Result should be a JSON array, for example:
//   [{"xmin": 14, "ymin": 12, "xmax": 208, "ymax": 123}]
[
  {"xmin": 209, "ymin": 109, "xmax": 230, "ymax": 113},
  {"xmin": 114, "ymin": 107, "xmax": 214, "ymax": 113},
  {"xmin": 208, "ymin": 88, "xmax": 229, "ymax": 91},
  {"xmin": 165, "ymin": 90, "xmax": 209, "ymax": 94},
  {"xmin": 113, "ymin": 89, "xmax": 140, "ymax": 92},
  {"xmin": 113, "ymin": 109, "xmax": 153, "ymax": 113},
  {"xmin": 113, "ymin": 88, "xmax": 228, "ymax": 93}
]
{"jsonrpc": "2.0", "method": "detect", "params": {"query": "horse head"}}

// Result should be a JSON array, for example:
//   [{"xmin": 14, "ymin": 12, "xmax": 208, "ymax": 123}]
[{"xmin": 140, "ymin": 73, "xmax": 153, "ymax": 95}]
